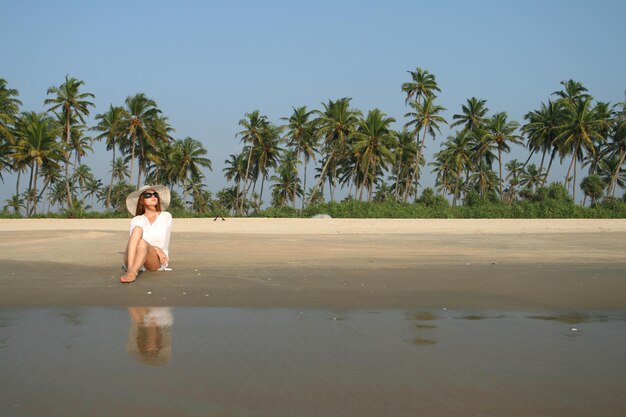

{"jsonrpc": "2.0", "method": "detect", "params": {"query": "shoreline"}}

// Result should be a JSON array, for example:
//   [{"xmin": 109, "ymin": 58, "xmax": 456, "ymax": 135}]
[{"xmin": 2, "ymin": 217, "xmax": 626, "ymax": 234}]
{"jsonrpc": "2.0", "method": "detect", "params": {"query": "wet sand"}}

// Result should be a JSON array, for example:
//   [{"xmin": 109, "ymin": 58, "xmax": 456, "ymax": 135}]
[{"xmin": 1, "ymin": 218, "xmax": 625, "ymax": 309}]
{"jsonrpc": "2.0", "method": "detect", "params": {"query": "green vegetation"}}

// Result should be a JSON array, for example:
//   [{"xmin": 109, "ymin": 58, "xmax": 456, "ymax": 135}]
[{"xmin": 1, "ymin": 70, "xmax": 625, "ymax": 218}]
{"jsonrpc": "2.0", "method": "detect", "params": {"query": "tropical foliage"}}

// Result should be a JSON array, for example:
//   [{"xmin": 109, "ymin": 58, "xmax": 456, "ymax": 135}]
[{"xmin": 1, "ymin": 73, "xmax": 625, "ymax": 218}]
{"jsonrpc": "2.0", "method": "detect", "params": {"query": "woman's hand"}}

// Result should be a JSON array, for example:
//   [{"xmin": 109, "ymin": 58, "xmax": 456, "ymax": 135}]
[{"xmin": 155, "ymin": 247, "xmax": 169, "ymax": 266}]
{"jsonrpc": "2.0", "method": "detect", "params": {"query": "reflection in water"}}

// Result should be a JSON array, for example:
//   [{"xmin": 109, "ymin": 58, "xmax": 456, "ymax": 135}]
[
  {"xmin": 456, "ymin": 314, "xmax": 506, "ymax": 321},
  {"xmin": 528, "ymin": 313, "xmax": 608, "ymax": 324},
  {"xmin": 59, "ymin": 308, "xmax": 85, "ymax": 326},
  {"xmin": 413, "ymin": 311, "xmax": 437, "ymax": 321},
  {"xmin": 414, "ymin": 324, "xmax": 437, "ymax": 329},
  {"xmin": 412, "ymin": 337, "xmax": 437, "ymax": 345},
  {"xmin": 409, "ymin": 310, "xmax": 438, "ymax": 345},
  {"xmin": 1, "ymin": 308, "xmax": 626, "ymax": 417},
  {"xmin": 127, "ymin": 307, "xmax": 173, "ymax": 366}
]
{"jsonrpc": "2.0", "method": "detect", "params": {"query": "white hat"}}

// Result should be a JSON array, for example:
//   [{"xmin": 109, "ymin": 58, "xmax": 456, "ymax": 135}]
[{"xmin": 126, "ymin": 185, "xmax": 171, "ymax": 215}]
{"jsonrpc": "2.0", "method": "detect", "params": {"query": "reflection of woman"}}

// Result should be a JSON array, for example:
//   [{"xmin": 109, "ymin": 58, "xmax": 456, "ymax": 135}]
[
  {"xmin": 121, "ymin": 185, "xmax": 172, "ymax": 283},
  {"xmin": 127, "ymin": 307, "xmax": 173, "ymax": 366}
]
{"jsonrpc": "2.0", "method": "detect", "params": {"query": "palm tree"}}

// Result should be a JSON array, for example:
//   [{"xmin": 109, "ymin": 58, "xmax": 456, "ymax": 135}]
[
  {"xmin": 404, "ymin": 96, "xmax": 447, "ymax": 200},
  {"xmin": 522, "ymin": 100, "xmax": 563, "ymax": 186},
  {"xmin": 13, "ymin": 112, "xmax": 62, "ymax": 216},
  {"xmin": 140, "ymin": 114, "xmax": 174, "ymax": 186},
  {"xmin": 373, "ymin": 182, "xmax": 394, "ymax": 202},
  {"xmin": 390, "ymin": 129, "xmax": 418, "ymax": 200},
  {"xmin": 223, "ymin": 152, "xmax": 248, "ymax": 213},
  {"xmin": 503, "ymin": 159, "xmax": 524, "ymax": 202},
  {"xmin": 83, "ymin": 177, "xmax": 102, "ymax": 210},
  {"xmin": 70, "ymin": 132, "xmax": 93, "ymax": 176},
  {"xmin": 215, "ymin": 186, "xmax": 237, "ymax": 215},
  {"xmin": 253, "ymin": 123, "xmax": 283, "ymax": 207},
  {"xmin": 92, "ymin": 105, "xmax": 126, "ymax": 207},
  {"xmin": 110, "ymin": 157, "xmax": 129, "ymax": 183},
  {"xmin": 170, "ymin": 137, "xmax": 212, "ymax": 208},
  {"xmin": 401, "ymin": 67, "xmax": 440, "ymax": 104},
  {"xmin": 433, "ymin": 130, "xmax": 474, "ymax": 205},
  {"xmin": 72, "ymin": 164, "xmax": 94, "ymax": 200},
  {"xmin": 519, "ymin": 164, "xmax": 545, "ymax": 191},
  {"xmin": 44, "ymin": 75, "xmax": 95, "ymax": 207},
  {"xmin": 48, "ymin": 181, "xmax": 69, "ymax": 212},
  {"xmin": 479, "ymin": 112, "xmax": 522, "ymax": 197},
  {"xmin": 270, "ymin": 156, "xmax": 303, "ymax": 208},
  {"xmin": 37, "ymin": 161, "xmax": 63, "ymax": 213},
  {"xmin": 184, "ymin": 181, "xmax": 210, "ymax": 213},
  {"xmin": 580, "ymin": 175, "xmax": 605, "ymax": 206},
  {"xmin": 310, "ymin": 97, "xmax": 362, "ymax": 202},
  {"xmin": 552, "ymin": 79, "xmax": 590, "ymax": 106},
  {"xmin": 556, "ymin": 96, "xmax": 604, "ymax": 202},
  {"xmin": 604, "ymin": 101, "xmax": 626, "ymax": 196},
  {"xmin": 237, "ymin": 110, "xmax": 269, "ymax": 214},
  {"xmin": 597, "ymin": 155, "xmax": 626, "ymax": 196},
  {"xmin": 0, "ymin": 137, "xmax": 10, "ymax": 183},
  {"xmin": 0, "ymin": 79, "xmax": 21, "ymax": 183},
  {"xmin": 451, "ymin": 97, "xmax": 489, "ymax": 134},
  {"xmin": 282, "ymin": 106, "xmax": 317, "ymax": 210},
  {"xmin": 351, "ymin": 109, "xmax": 397, "ymax": 200},
  {"xmin": 121, "ymin": 93, "xmax": 160, "ymax": 187},
  {"xmin": 0, "ymin": 79, "xmax": 22, "ymax": 181},
  {"xmin": 0, "ymin": 78, "xmax": 22, "ymax": 143},
  {"xmin": 3, "ymin": 194, "xmax": 25, "ymax": 216},
  {"xmin": 467, "ymin": 160, "xmax": 498, "ymax": 197}
]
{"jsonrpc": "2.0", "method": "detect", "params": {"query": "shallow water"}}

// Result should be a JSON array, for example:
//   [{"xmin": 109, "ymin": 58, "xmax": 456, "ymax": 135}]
[{"xmin": 1, "ymin": 307, "xmax": 625, "ymax": 417}]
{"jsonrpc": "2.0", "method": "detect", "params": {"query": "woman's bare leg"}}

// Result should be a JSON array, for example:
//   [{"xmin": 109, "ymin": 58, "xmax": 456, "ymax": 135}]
[{"xmin": 121, "ymin": 228, "xmax": 161, "ymax": 283}]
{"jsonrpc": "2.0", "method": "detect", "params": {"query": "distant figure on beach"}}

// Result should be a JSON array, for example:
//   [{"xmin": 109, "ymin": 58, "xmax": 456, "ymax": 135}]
[{"xmin": 120, "ymin": 185, "xmax": 172, "ymax": 283}]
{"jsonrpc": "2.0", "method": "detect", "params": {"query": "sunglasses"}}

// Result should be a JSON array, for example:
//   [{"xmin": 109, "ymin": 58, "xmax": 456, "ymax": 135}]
[{"xmin": 142, "ymin": 192, "xmax": 159, "ymax": 199}]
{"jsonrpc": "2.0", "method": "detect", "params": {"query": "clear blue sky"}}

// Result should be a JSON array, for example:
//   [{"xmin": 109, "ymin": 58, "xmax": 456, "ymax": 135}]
[{"xmin": 2, "ymin": 0, "xmax": 625, "ymax": 204}]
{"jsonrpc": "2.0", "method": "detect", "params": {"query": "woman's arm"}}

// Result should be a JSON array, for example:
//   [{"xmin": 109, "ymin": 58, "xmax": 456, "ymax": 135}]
[
  {"xmin": 158, "ymin": 212, "xmax": 173, "ymax": 265},
  {"xmin": 154, "ymin": 246, "xmax": 168, "ymax": 266}
]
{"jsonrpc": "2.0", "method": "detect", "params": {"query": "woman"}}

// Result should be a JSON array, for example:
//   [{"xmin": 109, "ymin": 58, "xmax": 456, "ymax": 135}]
[{"xmin": 121, "ymin": 185, "xmax": 172, "ymax": 283}]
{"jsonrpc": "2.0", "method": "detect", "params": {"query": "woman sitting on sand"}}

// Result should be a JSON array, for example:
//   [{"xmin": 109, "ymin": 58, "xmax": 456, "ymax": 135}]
[{"xmin": 121, "ymin": 185, "xmax": 172, "ymax": 283}]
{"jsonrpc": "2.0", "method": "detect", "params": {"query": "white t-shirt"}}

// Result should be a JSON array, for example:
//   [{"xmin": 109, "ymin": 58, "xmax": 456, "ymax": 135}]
[{"xmin": 129, "ymin": 211, "xmax": 173, "ymax": 257}]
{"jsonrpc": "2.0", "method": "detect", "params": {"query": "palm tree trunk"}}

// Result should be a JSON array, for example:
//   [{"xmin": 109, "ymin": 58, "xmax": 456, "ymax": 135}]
[
  {"xmin": 610, "ymin": 150, "xmax": 626, "ymax": 196},
  {"xmin": 26, "ymin": 163, "xmax": 34, "ymax": 216},
  {"xmin": 573, "ymin": 154, "xmax": 578, "ymax": 204},
  {"xmin": 129, "ymin": 132, "xmax": 136, "ymax": 188},
  {"xmin": 538, "ymin": 149, "xmax": 547, "ymax": 175},
  {"xmin": 565, "ymin": 146, "xmax": 578, "ymax": 198},
  {"xmin": 542, "ymin": 148, "xmax": 558, "ymax": 188},
  {"xmin": 107, "ymin": 146, "xmax": 115, "ymax": 209},
  {"xmin": 301, "ymin": 156, "xmax": 307, "ymax": 212},
  {"xmin": 308, "ymin": 151, "xmax": 334, "ymax": 205},
  {"xmin": 406, "ymin": 124, "xmax": 429, "ymax": 203},
  {"xmin": 16, "ymin": 169, "xmax": 21, "ymax": 197},
  {"xmin": 453, "ymin": 167, "xmax": 461, "ymax": 206},
  {"xmin": 402, "ymin": 170, "xmax": 412, "ymax": 203},
  {"xmin": 394, "ymin": 158, "xmax": 402, "ymax": 200},
  {"xmin": 522, "ymin": 148, "xmax": 536, "ymax": 169},
  {"xmin": 259, "ymin": 175, "xmax": 266, "ymax": 208},
  {"xmin": 240, "ymin": 145, "xmax": 255, "ymax": 215},
  {"xmin": 330, "ymin": 165, "xmax": 337, "ymax": 202},
  {"xmin": 498, "ymin": 148, "xmax": 503, "ymax": 198},
  {"xmin": 65, "ymin": 111, "xmax": 73, "ymax": 208},
  {"xmin": 31, "ymin": 164, "xmax": 39, "ymax": 216}
]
